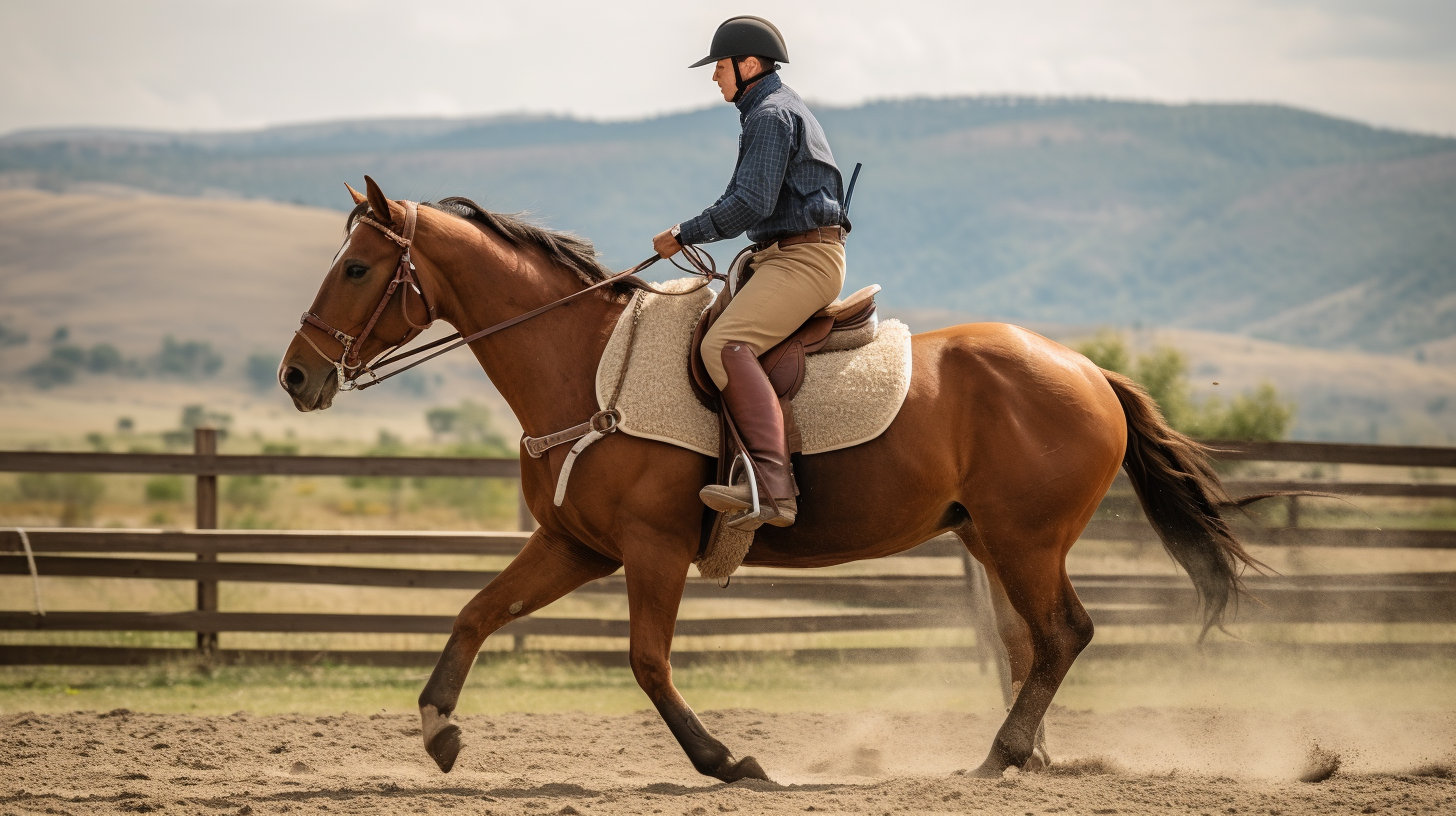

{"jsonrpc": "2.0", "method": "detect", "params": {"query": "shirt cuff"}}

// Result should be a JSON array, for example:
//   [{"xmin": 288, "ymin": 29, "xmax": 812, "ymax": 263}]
[{"xmin": 676, "ymin": 214, "xmax": 719, "ymax": 245}]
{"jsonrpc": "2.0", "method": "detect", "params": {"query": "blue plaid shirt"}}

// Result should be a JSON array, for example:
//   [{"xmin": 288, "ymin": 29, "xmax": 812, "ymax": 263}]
[{"xmin": 677, "ymin": 73, "xmax": 846, "ymax": 246}]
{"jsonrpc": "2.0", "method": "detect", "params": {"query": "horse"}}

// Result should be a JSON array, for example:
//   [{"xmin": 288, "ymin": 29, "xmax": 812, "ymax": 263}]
[{"xmin": 278, "ymin": 176, "xmax": 1262, "ymax": 782}]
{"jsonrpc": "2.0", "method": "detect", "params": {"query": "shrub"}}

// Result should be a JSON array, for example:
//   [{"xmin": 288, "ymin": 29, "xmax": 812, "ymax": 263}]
[
  {"xmin": 145, "ymin": 476, "xmax": 186, "ymax": 503},
  {"xmin": 18, "ymin": 473, "xmax": 105, "ymax": 525},
  {"xmin": 223, "ymin": 475, "xmax": 273, "ymax": 510},
  {"xmin": 425, "ymin": 402, "xmax": 509, "ymax": 450}
]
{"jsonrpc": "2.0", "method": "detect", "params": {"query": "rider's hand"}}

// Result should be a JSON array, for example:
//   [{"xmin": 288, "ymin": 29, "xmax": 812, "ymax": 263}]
[{"xmin": 653, "ymin": 228, "xmax": 682, "ymax": 259}]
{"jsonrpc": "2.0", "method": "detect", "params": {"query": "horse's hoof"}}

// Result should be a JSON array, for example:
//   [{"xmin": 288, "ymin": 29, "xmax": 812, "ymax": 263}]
[
  {"xmin": 426, "ymin": 722, "xmax": 463, "ymax": 773},
  {"xmin": 718, "ymin": 754, "xmax": 770, "ymax": 783},
  {"xmin": 421, "ymin": 705, "xmax": 463, "ymax": 773},
  {"xmin": 965, "ymin": 761, "xmax": 1006, "ymax": 779}
]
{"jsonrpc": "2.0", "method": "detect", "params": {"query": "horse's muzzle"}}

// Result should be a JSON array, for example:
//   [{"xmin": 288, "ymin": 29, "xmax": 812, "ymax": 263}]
[{"xmin": 281, "ymin": 361, "xmax": 339, "ymax": 412}]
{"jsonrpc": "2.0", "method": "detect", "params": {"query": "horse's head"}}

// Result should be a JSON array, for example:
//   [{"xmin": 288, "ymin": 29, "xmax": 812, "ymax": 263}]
[{"xmin": 279, "ymin": 176, "xmax": 439, "ymax": 411}]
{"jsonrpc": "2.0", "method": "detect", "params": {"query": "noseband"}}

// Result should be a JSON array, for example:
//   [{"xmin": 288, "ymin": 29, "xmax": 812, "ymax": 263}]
[
  {"xmin": 296, "ymin": 198, "xmax": 723, "ymax": 392},
  {"xmin": 295, "ymin": 201, "xmax": 435, "ymax": 391}
]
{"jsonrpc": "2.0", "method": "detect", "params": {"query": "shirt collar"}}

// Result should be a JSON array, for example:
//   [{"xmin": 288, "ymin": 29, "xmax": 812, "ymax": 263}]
[{"xmin": 735, "ymin": 71, "xmax": 781, "ymax": 118}]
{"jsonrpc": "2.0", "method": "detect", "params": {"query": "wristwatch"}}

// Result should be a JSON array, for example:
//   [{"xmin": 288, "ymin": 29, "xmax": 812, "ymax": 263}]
[{"xmin": 670, "ymin": 224, "xmax": 681, "ymax": 240}]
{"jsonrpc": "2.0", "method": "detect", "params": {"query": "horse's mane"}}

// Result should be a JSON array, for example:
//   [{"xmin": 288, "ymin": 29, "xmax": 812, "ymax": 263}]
[{"xmin": 346, "ymin": 197, "xmax": 642, "ymax": 299}]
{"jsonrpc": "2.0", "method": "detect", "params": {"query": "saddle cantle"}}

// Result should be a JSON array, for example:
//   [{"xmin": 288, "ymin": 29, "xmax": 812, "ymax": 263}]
[{"xmin": 689, "ymin": 283, "xmax": 882, "ymax": 411}]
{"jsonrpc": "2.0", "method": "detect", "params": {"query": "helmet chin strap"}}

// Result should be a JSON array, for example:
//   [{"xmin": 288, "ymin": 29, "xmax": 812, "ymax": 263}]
[{"xmin": 730, "ymin": 57, "xmax": 778, "ymax": 103}]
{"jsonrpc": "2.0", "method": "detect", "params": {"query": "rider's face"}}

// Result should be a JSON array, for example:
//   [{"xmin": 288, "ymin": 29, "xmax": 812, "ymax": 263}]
[{"xmin": 712, "ymin": 56, "xmax": 762, "ymax": 103}]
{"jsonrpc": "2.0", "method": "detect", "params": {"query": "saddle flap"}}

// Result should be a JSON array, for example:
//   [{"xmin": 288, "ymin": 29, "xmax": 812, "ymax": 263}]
[
  {"xmin": 688, "ymin": 307, "xmax": 720, "ymax": 410},
  {"xmin": 761, "ymin": 338, "xmax": 807, "ymax": 399}
]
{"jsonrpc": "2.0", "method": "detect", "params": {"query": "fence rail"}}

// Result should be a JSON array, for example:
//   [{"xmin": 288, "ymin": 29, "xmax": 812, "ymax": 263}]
[{"xmin": 2, "ymin": 437, "xmax": 1454, "ymax": 666}]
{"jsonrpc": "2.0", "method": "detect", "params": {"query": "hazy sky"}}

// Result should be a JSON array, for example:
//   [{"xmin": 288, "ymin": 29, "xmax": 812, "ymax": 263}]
[{"xmin": 2, "ymin": 0, "xmax": 1454, "ymax": 136}]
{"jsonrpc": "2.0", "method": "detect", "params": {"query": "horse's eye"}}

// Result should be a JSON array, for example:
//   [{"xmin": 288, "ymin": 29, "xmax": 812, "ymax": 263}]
[{"xmin": 345, "ymin": 264, "xmax": 368, "ymax": 280}]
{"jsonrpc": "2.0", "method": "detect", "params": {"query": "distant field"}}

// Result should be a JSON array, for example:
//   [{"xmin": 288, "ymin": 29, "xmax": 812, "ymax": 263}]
[{"xmin": 2, "ymin": 187, "xmax": 1455, "ymax": 445}]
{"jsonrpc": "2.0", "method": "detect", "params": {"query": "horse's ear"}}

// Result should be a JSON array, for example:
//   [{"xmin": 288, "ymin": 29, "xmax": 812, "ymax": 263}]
[
  {"xmin": 363, "ymin": 175, "xmax": 395, "ymax": 225},
  {"xmin": 344, "ymin": 182, "xmax": 367, "ymax": 206}
]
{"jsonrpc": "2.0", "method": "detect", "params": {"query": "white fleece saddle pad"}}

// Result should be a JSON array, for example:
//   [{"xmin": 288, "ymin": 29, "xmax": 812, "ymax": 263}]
[{"xmin": 595, "ymin": 277, "xmax": 912, "ymax": 457}]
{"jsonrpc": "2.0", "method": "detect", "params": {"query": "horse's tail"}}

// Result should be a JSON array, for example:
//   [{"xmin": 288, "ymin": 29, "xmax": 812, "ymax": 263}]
[{"xmin": 1102, "ymin": 369, "xmax": 1267, "ymax": 638}]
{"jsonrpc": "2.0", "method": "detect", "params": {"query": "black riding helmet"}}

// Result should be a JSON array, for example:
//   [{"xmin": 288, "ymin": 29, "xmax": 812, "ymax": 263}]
[{"xmin": 689, "ymin": 16, "xmax": 790, "ymax": 103}]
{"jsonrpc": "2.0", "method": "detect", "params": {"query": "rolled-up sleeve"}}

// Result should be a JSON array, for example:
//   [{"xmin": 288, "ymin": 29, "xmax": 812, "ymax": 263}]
[{"xmin": 677, "ymin": 112, "xmax": 793, "ymax": 244}]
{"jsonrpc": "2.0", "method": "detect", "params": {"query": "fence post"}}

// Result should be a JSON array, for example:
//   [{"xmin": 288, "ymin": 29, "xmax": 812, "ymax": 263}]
[
  {"xmin": 518, "ymin": 482, "xmax": 538, "ymax": 533},
  {"xmin": 194, "ymin": 428, "xmax": 219, "ymax": 655}
]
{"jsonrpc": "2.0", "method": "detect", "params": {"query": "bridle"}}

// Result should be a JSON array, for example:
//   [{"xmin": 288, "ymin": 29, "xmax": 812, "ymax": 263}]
[
  {"xmin": 295, "ymin": 198, "xmax": 723, "ymax": 393},
  {"xmin": 295, "ymin": 200, "xmax": 434, "ymax": 391}
]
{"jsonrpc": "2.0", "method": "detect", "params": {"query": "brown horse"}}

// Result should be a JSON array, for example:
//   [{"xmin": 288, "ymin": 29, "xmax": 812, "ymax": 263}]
[{"xmin": 279, "ymin": 177, "xmax": 1261, "ymax": 782}]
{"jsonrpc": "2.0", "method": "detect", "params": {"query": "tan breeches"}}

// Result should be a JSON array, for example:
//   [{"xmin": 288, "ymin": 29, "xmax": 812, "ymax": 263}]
[{"xmin": 701, "ymin": 241, "xmax": 847, "ymax": 390}]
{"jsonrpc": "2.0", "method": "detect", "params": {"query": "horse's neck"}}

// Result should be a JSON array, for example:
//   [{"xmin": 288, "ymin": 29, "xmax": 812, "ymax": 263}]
[{"xmin": 438, "ymin": 252, "xmax": 624, "ymax": 438}]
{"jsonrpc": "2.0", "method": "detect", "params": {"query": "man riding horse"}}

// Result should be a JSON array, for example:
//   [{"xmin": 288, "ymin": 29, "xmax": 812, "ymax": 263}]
[{"xmin": 652, "ymin": 16, "xmax": 849, "ymax": 532}]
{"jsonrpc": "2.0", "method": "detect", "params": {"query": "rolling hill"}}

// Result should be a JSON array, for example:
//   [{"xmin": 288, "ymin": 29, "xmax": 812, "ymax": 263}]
[
  {"xmin": 2, "ymin": 98, "xmax": 1453, "ymax": 354},
  {"xmin": 1, "ymin": 188, "xmax": 1453, "ymax": 445}
]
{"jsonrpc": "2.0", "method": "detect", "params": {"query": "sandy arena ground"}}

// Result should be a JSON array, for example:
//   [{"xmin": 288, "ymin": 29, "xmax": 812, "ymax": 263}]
[{"xmin": 3, "ymin": 707, "xmax": 1453, "ymax": 815}]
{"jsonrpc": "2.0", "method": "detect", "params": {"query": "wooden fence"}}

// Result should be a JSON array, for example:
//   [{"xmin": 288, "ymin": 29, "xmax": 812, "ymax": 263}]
[{"xmin": 2, "ymin": 432, "xmax": 1454, "ymax": 668}]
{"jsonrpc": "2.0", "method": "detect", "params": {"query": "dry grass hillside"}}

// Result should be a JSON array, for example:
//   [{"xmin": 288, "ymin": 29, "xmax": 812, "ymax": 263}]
[
  {"xmin": 0, "ymin": 187, "xmax": 508, "ymax": 447},
  {"xmin": 0, "ymin": 187, "xmax": 338, "ymax": 354},
  {"xmin": 0, "ymin": 187, "xmax": 1452, "ymax": 446}
]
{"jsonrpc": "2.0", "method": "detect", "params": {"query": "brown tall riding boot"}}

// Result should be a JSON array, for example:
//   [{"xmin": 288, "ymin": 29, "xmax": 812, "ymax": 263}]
[{"xmin": 699, "ymin": 342, "xmax": 797, "ymax": 530}]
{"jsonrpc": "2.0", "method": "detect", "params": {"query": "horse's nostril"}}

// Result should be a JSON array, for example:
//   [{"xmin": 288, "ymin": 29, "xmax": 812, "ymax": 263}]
[{"xmin": 283, "ymin": 366, "xmax": 307, "ymax": 389}]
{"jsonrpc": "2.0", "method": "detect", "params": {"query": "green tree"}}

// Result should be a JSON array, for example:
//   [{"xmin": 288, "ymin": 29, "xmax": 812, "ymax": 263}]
[
  {"xmin": 162, "ymin": 405, "xmax": 232, "ymax": 446},
  {"xmin": 1073, "ymin": 330, "xmax": 1130, "ymax": 375},
  {"xmin": 24, "ymin": 354, "xmax": 77, "ymax": 388},
  {"xmin": 1184, "ymin": 383, "xmax": 1295, "ymax": 441},
  {"xmin": 86, "ymin": 343, "xmax": 124, "ymax": 374},
  {"xmin": 156, "ymin": 336, "xmax": 223, "ymax": 378},
  {"xmin": 1074, "ymin": 331, "xmax": 1293, "ymax": 441}
]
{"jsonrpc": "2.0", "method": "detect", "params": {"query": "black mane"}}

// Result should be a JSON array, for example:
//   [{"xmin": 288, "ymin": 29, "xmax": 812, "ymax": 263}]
[{"xmin": 346, "ymin": 197, "xmax": 644, "ymax": 297}]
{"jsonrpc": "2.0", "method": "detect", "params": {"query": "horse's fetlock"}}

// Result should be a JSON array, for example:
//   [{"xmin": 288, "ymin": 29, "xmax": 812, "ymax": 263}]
[
  {"xmin": 1070, "ymin": 615, "xmax": 1095, "ymax": 653},
  {"xmin": 691, "ymin": 747, "xmax": 734, "ymax": 777}
]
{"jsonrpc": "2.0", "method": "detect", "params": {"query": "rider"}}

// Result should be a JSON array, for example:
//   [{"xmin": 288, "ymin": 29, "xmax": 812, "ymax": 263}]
[{"xmin": 652, "ymin": 16, "xmax": 849, "ymax": 531}]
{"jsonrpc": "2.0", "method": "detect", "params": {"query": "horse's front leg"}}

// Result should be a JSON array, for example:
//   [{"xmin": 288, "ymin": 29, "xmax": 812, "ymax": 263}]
[
  {"xmin": 622, "ymin": 531, "xmax": 770, "ymax": 783},
  {"xmin": 418, "ymin": 530, "xmax": 620, "ymax": 772}
]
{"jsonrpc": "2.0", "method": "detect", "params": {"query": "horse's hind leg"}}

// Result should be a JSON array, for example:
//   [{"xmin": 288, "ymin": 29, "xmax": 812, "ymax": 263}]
[
  {"xmin": 984, "ymin": 561, "xmax": 1052, "ymax": 769},
  {"xmin": 621, "ymin": 527, "xmax": 770, "ymax": 783},
  {"xmin": 417, "ymin": 531, "xmax": 620, "ymax": 772},
  {"xmin": 957, "ymin": 526, "xmax": 1052, "ymax": 770},
  {"xmin": 963, "ymin": 525, "xmax": 1094, "ymax": 777}
]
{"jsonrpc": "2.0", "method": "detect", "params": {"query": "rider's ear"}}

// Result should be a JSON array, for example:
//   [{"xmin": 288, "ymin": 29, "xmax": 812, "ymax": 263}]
[
  {"xmin": 345, "ymin": 182, "xmax": 367, "ymax": 206},
  {"xmin": 363, "ymin": 175, "xmax": 396, "ymax": 227}
]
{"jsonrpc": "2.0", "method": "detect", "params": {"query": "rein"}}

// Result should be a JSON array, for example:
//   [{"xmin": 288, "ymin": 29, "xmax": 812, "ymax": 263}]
[{"xmin": 296, "ymin": 199, "xmax": 723, "ymax": 393}]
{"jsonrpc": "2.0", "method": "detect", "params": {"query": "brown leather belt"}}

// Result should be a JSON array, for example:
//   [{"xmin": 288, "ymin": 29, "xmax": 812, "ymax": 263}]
[{"xmin": 768, "ymin": 225, "xmax": 847, "ymax": 249}]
